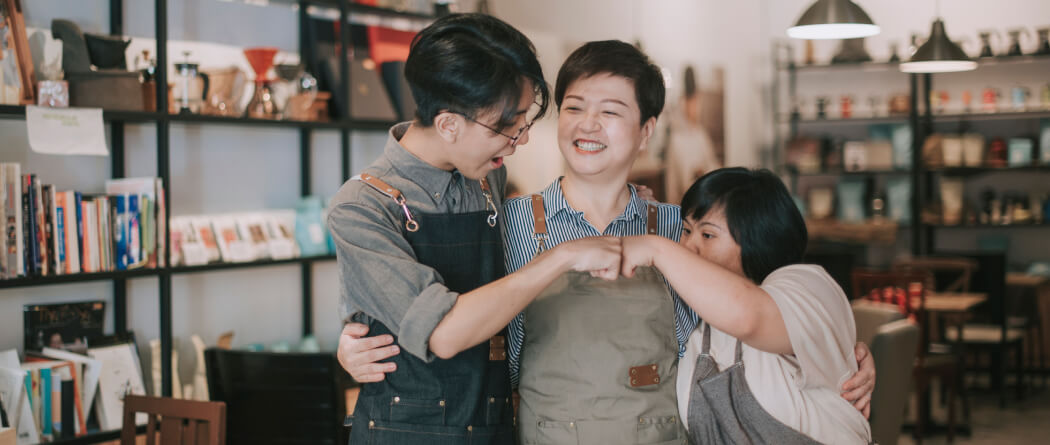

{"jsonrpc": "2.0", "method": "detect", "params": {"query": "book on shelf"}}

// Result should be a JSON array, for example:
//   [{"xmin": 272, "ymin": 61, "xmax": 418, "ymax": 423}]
[
  {"xmin": 105, "ymin": 177, "xmax": 165, "ymax": 269},
  {"xmin": 37, "ymin": 348, "xmax": 101, "ymax": 428},
  {"xmin": 87, "ymin": 340, "xmax": 148, "ymax": 431},
  {"xmin": 20, "ymin": 358, "xmax": 87, "ymax": 438},
  {"xmin": 22, "ymin": 301, "xmax": 106, "ymax": 354},
  {"xmin": 20, "ymin": 174, "xmax": 38, "ymax": 277},
  {"xmin": 1, "ymin": 163, "xmax": 24, "ymax": 278},
  {"xmin": 0, "ymin": 350, "xmax": 39, "ymax": 445},
  {"xmin": 31, "ymin": 175, "xmax": 48, "ymax": 277}
]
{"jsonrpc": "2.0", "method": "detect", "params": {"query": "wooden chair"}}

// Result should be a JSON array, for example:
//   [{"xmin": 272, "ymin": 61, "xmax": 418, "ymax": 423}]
[
  {"xmin": 933, "ymin": 252, "xmax": 1025, "ymax": 408},
  {"xmin": 120, "ymin": 395, "xmax": 226, "ymax": 445},
  {"xmin": 851, "ymin": 268, "xmax": 966, "ymax": 443}
]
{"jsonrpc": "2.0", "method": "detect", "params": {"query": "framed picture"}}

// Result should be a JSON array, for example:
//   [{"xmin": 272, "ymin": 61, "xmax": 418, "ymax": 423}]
[{"xmin": 0, "ymin": 0, "xmax": 35, "ymax": 104}]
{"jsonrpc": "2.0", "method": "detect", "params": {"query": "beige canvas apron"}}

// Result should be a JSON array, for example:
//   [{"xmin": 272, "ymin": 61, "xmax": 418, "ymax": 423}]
[{"xmin": 517, "ymin": 195, "xmax": 685, "ymax": 445}]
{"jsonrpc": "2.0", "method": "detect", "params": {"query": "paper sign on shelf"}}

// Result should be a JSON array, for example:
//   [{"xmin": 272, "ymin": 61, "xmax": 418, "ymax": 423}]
[{"xmin": 25, "ymin": 106, "xmax": 109, "ymax": 156}]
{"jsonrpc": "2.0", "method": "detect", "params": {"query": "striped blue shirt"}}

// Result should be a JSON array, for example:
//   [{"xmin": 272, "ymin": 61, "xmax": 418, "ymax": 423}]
[{"xmin": 502, "ymin": 178, "xmax": 699, "ymax": 386}]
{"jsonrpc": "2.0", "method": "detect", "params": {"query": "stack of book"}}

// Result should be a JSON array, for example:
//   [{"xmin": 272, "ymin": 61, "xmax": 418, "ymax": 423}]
[{"xmin": 0, "ymin": 163, "xmax": 166, "ymax": 279}]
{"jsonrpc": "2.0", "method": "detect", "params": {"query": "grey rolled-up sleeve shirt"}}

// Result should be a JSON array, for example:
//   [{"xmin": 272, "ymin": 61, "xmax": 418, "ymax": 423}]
[{"xmin": 326, "ymin": 122, "xmax": 506, "ymax": 362}]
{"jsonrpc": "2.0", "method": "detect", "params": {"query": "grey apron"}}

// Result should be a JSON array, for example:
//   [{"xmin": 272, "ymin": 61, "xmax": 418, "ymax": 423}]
[
  {"xmin": 518, "ymin": 195, "xmax": 684, "ymax": 445},
  {"xmin": 685, "ymin": 323, "xmax": 821, "ymax": 445}
]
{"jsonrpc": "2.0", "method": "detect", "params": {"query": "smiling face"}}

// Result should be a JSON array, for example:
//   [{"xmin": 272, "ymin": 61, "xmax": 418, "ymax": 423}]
[
  {"xmin": 446, "ymin": 85, "xmax": 538, "ymax": 180},
  {"xmin": 679, "ymin": 206, "xmax": 745, "ymax": 278},
  {"xmin": 557, "ymin": 73, "xmax": 655, "ymax": 181}
]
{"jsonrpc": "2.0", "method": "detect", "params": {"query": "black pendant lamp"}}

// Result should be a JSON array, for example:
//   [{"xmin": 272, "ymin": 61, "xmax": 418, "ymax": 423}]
[
  {"xmin": 787, "ymin": 0, "xmax": 880, "ymax": 40},
  {"xmin": 900, "ymin": 18, "xmax": 977, "ymax": 73}
]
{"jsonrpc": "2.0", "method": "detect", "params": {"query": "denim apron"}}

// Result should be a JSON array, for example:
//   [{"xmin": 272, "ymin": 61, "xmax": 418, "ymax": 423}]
[
  {"xmin": 517, "ymin": 195, "xmax": 684, "ymax": 445},
  {"xmin": 348, "ymin": 174, "xmax": 513, "ymax": 444},
  {"xmin": 684, "ymin": 323, "xmax": 821, "ymax": 445}
]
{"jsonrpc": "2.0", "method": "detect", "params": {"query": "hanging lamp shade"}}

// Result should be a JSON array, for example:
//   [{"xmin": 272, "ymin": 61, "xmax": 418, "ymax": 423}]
[
  {"xmin": 899, "ymin": 19, "xmax": 977, "ymax": 73},
  {"xmin": 787, "ymin": 0, "xmax": 880, "ymax": 40}
]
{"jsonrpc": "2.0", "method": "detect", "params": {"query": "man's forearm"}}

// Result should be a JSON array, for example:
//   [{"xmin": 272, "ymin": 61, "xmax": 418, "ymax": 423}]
[{"xmin": 428, "ymin": 247, "xmax": 571, "ymax": 359}]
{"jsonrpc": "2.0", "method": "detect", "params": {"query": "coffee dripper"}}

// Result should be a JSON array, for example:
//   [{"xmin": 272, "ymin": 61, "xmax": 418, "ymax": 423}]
[
  {"xmin": 1035, "ymin": 28, "xmax": 1050, "ymax": 55},
  {"xmin": 244, "ymin": 47, "xmax": 280, "ymax": 119},
  {"xmin": 1006, "ymin": 28, "xmax": 1029, "ymax": 56},
  {"xmin": 978, "ymin": 31, "xmax": 999, "ymax": 57}
]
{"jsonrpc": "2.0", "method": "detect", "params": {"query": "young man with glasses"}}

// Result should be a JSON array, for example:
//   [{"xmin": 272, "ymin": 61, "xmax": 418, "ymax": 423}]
[{"xmin": 326, "ymin": 13, "xmax": 623, "ymax": 444}]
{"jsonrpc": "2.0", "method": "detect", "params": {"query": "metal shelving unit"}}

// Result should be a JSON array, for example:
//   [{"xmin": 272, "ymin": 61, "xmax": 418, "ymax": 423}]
[{"xmin": 776, "ymin": 49, "xmax": 1050, "ymax": 257}]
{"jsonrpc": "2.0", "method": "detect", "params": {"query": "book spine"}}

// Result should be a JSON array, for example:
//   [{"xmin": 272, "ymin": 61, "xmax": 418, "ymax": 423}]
[
  {"xmin": 22, "ymin": 175, "xmax": 36, "ymax": 276},
  {"xmin": 64, "ymin": 192, "xmax": 80, "ymax": 274},
  {"xmin": 61, "ymin": 379, "xmax": 75, "ymax": 438},
  {"xmin": 40, "ymin": 368, "xmax": 51, "ymax": 437},
  {"xmin": 33, "ymin": 175, "xmax": 48, "ymax": 276},
  {"xmin": 156, "ymin": 179, "xmax": 166, "ymax": 267},
  {"xmin": 80, "ymin": 200, "xmax": 93, "ymax": 273},
  {"xmin": 3, "ymin": 164, "xmax": 23, "ymax": 277},
  {"xmin": 51, "ymin": 371, "xmax": 62, "ymax": 437},
  {"xmin": 95, "ymin": 198, "xmax": 108, "ymax": 272},
  {"xmin": 129, "ymin": 195, "xmax": 140, "ymax": 267},
  {"xmin": 0, "ymin": 165, "xmax": 6, "ymax": 278},
  {"xmin": 55, "ymin": 192, "xmax": 67, "ymax": 274},
  {"xmin": 75, "ymin": 192, "xmax": 84, "ymax": 273},
  {"xmin": 43, "ymin": 185, "xmax": 59, "ymax": 275},
  {"xmin": 114, "ymin": 195, "xmax": 127, "ymax": 270}
]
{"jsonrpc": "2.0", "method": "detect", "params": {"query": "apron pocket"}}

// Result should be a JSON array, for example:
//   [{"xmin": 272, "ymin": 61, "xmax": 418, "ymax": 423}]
[
  {"xmin": 485, "ymin": 395, "xmax": 512, "ymax": 426},
  {"xmin": 389, "ymin": 397, "xmax": 447, "ymax": 425},
  {"xmin": 637, "ymin": 415, "xmax": 683, "ymax": 444},
  {"xmin": 523, "ymin": 420, "xmax": 578, "ymax": 444},
  {"xmin": 367, "ymin": 419, "xmax": 503, "ymax": 444}
]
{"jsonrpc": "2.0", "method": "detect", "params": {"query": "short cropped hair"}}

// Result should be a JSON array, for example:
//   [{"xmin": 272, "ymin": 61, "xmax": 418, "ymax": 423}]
[
  {"xmin": 680, "ymin": 168, "xmax": 808, "ymax": 283},
  {"xmin": 554, "ymin": 40, "xmax": 665, "ymax": 125},
  {"xmin": 405, "ymin": 13, "xmax": 550, "ymax": 132}
]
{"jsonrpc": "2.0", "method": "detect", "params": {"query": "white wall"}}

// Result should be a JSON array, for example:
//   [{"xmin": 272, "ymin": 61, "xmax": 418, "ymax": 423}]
[{"xmin": 490, "ymin": 0, "xmax": 772, "ymax": 194}]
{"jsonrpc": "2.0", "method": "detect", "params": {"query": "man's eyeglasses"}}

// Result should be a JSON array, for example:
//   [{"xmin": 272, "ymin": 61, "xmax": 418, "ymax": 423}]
[{"xmin": 451, "ymin": 104, "xmax": 540, "ymax": 148}]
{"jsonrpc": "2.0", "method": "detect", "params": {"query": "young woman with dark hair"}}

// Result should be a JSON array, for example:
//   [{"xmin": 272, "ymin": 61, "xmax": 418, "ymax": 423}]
[{"xmin": 621, "ymin": 167, "xmax": 873, "ymax": 444}]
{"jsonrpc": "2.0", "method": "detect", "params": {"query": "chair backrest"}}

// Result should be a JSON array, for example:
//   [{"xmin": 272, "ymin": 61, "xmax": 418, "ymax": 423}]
[
  {"xmin": 868, "ymin": 319, "xmax": 920, "ymax": 445},
  {"xmin": 851, "ymin": 268, "xmax": 931, "ymax": 357},
  {"xmin": 205, "ymin": 348, "xmax": 345, "ymax": 445},
  {"xmin": 852, "ymin": 300, "xmax": 905, "ymax": 346},
  {"xmin": 892, "ymin": 256, "xmax": 978, "ymax": 293},
  {"xmin": 120, "ymin": 395, "xmax": 226, "ymax": 445},
  {"xmin": 850, "ymin": 268, "xmax": 931, "ymax": 315}
]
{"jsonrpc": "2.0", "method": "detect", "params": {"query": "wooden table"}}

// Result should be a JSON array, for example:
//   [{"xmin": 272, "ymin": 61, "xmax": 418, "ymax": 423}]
[{"xmin": 917, "ymin": 292, "xmax": 987, "ymax": 314}]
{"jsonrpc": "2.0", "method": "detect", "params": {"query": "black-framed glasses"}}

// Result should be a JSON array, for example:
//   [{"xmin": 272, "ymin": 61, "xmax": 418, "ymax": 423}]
[{"xmin": 451, "ymin": 103, "xmax": 540, "ymax": 148}]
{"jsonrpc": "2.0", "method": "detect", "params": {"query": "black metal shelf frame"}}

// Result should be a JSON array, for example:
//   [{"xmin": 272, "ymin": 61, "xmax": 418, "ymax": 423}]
[
  {"xmin": 0, "ymin": 255, "xmax": 338, "ymax": 289},
  {"xmin": 0, "ymin": 105, "xmax": 399, "ymax": 131}
]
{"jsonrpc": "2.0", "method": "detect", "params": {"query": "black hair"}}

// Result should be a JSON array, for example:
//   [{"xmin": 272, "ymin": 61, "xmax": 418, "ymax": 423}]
[
  {"xmin": 554, "ymin": 40, "xmax": 665, "ymax": 125},
  {"xmin": 405, "ymin": 13, "xmax": 550, "ymax": 131},
  {"xmin": 680, "ymin": 168, "xmax": 808, "ymax": 283}
]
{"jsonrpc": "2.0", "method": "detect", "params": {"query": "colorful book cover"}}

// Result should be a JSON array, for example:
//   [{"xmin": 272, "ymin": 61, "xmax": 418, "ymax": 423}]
[
  {"xmin": 50, "ymin": 187, "xmax": 64, "ymax": 276},
  {"xmin": 59, "ymin": 191, "xmax": 80, "ymax": 274},
  {"xmin": 113, "ymin": 195, "xmax": 128, "ymax": 270},
  {"xmin": 74, "ymin": 192, "xmax": 84, "ymax": 274},
  {"xmin": 128, "ymin": 195, "xmax": 141, "ymax": 268},
  {"xmin": 31, "ymin": 176, "xmax": 47, "ymax": 276},
  {"xmin": 22, "ymin": 301, "xmax": 106, "ymax": 354}
]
